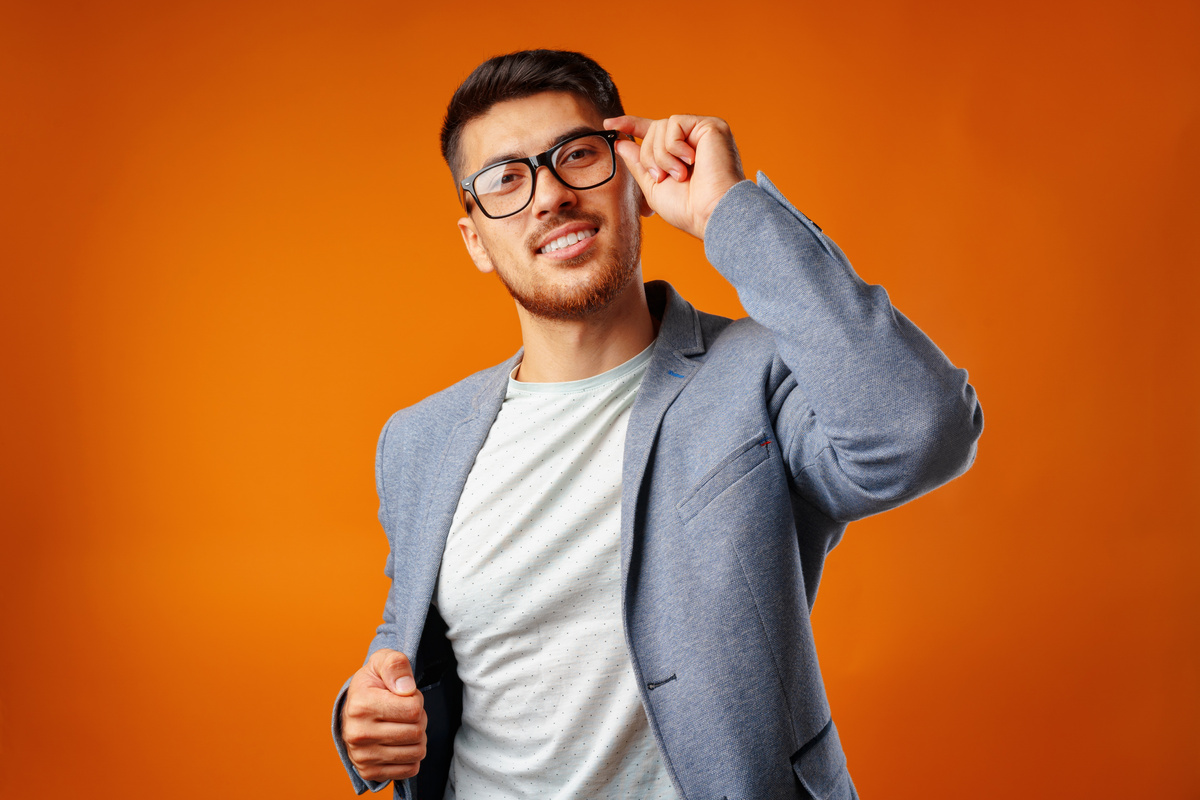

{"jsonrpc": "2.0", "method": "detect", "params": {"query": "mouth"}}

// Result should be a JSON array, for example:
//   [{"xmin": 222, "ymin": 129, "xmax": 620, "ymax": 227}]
[{"xmin": 536, "ymin": 226, "xmax": 599, "ymax": 259}]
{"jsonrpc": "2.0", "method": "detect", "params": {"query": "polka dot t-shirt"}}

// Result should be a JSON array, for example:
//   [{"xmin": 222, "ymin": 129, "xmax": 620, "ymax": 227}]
[{"xmin": 435, "ymin": 342, "xmax": 676, "ymax": 800}]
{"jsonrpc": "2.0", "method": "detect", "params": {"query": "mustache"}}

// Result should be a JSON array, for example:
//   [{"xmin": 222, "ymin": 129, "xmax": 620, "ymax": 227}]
[{"xmin": 526, "ymin": 211, "xmax": 604, "ymax": 251}]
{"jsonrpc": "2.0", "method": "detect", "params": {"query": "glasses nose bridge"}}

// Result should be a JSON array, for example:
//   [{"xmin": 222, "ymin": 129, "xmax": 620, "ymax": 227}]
[{"xmin": 528, "ymin": 155, "xmax": 575, "ymax": 211}]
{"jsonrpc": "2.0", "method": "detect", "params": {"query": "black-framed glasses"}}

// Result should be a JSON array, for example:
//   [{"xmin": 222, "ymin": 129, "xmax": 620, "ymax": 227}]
[{"xmin": 460, "ymin": 129, "xmax": 623, "ymax": 219}]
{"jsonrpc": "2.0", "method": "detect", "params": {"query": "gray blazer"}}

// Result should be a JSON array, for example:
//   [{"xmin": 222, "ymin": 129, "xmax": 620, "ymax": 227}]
[{"xmin": 333, "ymin": 174, "xmax": 983, "ymax": 800}]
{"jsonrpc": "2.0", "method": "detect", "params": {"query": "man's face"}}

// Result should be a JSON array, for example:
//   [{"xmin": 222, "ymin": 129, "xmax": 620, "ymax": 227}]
[{"xmin": 456, "ymin": 92, "xmax": 648, "ymax": 322}]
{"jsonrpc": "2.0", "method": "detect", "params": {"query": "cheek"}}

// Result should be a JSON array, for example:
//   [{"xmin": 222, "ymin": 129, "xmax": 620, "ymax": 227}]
[
  {"xmin": 478, "ymin": 219, "xmax": 519, "ymax": 250},
  {"xmin": 475, "ymin": 223, "xmax": 530, "ymax": 267}
]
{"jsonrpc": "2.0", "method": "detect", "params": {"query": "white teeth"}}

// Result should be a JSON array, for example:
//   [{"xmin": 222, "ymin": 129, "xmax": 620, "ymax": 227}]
[{"xmin": 540, "ymin": 228, "xmax": 597, "ymax": 254}]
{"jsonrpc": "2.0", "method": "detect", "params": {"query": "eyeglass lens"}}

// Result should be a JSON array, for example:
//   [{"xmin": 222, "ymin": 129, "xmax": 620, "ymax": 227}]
[{"xmin": 472, "ymin": 135, "xmax": 614, "ymax": 218}]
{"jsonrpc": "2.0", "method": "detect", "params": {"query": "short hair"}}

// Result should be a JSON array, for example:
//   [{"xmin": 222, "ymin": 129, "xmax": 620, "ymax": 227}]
[{"xmin": 440, "ymin": 49, "xmax": 624, "ymax": 181}]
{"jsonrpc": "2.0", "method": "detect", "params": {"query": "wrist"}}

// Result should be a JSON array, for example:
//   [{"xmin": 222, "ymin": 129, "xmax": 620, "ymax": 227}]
[{"xmin": 699, "ymin": 177, "xmax": 745, "ymax": 240}]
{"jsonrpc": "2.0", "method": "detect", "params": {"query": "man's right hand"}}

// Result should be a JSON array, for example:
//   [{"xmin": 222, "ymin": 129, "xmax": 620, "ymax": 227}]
[{"xmin": 342, "ymin": 649, "xmax": 427, "ymax": 783}]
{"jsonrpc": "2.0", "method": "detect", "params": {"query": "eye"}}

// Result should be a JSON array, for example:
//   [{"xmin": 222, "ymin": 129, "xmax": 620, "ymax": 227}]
[
  {"xmin": 476, "ymin": 163, "xmax": 528, "ymax": 195},
  {"xmin": 556, "ymin": 137, "xmax": 605, "ymax": 168}
]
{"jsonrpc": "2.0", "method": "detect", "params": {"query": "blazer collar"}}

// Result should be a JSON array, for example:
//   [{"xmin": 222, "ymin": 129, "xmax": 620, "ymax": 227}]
[{"xmin": 645, "ymin": 279, "xmax": 706, "ymax": 358}]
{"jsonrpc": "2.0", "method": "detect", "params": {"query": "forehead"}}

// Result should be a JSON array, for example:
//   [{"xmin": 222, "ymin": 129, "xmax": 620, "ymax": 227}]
[{"xmin": 459, "ymin": 91, "xmax": 604, "ymax": 173}]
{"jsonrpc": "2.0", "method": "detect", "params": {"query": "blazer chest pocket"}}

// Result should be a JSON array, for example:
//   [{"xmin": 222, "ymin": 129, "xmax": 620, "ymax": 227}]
[
  {"xmin": 676, "ymin": 432, "xmax": 772, "ymax": 524},
  {"xmin": 792, "ymin": 719, "xmax": 850, "ymax": 799}
]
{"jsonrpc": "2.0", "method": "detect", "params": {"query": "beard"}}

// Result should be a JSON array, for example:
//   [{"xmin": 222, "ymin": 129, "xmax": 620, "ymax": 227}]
[{"xmin": 492, "ymin": 207, "xmax": 643, "ymax": 322}]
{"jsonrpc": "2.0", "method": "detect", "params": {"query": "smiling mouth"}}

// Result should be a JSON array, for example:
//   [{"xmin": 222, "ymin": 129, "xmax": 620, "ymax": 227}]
[{"xmin": 538, "ymin": 228, "xmax": 598, "ymax": 255}]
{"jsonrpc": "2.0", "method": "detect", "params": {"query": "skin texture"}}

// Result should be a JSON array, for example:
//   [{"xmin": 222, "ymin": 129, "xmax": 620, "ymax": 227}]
[
  {"xmin": 342, "ymin": 91, "xmax": 746, "ymax": 783},
  {"xmin": 459, "ymin": 96, "xmax": 645, "ymax": 324},
  {"xmin": 342, "ymin": 650, "xmax": 428, "ymax": 783},
  {"xmin": 456, "ymin": 92, "xmax": 656, "ymax": 383}
]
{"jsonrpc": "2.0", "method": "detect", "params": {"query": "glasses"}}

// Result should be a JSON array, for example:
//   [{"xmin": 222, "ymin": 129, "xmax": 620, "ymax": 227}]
[{"xmin": 460, "ymin": 129, "xmax": 623, "ymax": 219}]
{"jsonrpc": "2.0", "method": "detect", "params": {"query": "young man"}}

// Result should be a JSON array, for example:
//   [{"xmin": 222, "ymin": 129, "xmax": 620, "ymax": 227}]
[{"xmin": 332, "ymin": 50, "xmax": 982, "ymax": 800}]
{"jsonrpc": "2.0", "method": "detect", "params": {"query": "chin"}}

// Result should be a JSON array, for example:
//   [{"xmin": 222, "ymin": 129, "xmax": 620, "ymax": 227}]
[{"xmin": 499, "ymin": 253, "xmax": 639, "ymax": 322}]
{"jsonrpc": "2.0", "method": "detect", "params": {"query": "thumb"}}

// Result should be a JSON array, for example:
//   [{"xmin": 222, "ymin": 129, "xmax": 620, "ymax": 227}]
[{"xmin": 369, "ymin": 649, "xmax": 417, "ymax": 696}]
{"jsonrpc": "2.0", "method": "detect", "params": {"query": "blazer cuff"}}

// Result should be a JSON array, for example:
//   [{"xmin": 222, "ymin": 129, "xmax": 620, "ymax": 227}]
[{"xmin": 705, "ymin": 171, "xmax": 833, "ymax": 262}]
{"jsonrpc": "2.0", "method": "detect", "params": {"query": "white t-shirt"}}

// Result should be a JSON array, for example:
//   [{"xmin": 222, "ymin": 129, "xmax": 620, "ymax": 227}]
[{"xmin": 435, "ymin": 343, "xmax": 676, "ymax": 800}]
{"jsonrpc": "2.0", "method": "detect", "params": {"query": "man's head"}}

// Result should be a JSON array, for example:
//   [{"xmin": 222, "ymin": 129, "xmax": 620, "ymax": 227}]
[{"xmin": 445, "ymin": 51, "xmax": 650, "ymax": 323}]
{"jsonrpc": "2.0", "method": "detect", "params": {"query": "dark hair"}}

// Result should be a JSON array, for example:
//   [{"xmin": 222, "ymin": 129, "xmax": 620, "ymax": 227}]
[{"xmin": 440, "ymin": 49, "xmax": 624, "ymax": 181}]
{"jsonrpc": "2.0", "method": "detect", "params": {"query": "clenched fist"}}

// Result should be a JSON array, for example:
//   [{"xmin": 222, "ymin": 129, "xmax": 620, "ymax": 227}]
[{"xmin": 342, "ymin": 649, "xmax": 428, "ymax": 783}]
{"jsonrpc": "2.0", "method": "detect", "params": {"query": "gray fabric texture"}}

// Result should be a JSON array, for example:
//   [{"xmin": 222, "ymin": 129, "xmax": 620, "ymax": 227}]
[{"xmin": 331, "ymin": 173, "xmax": 983, "ymax": 799}]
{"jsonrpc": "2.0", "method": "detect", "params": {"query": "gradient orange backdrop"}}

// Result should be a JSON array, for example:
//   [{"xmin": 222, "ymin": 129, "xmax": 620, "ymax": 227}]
[{"xmin": 2, "ymin": 0, "xmax": 1197, "ymax": 797}]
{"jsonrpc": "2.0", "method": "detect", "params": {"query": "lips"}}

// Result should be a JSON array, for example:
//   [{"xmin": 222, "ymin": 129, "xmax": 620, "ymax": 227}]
[
  {"xmin": 533, "ymin": 217, "xmax": 601, "ymax": 253},
  {"xmin": 539, "ymin": 227, "xmax": 598, "ymax": 255}
]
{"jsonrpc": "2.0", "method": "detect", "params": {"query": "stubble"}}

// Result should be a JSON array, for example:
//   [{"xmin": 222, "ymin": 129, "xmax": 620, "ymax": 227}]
[{"xmin": 493, "ymin": 208, "xmax": 643, "ymax": 323}]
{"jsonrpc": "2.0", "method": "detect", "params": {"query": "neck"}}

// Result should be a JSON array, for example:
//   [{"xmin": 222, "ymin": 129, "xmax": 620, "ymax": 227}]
[{"xmin": 513, "ymin": 280, "xmax": 658, "ymax": 383}]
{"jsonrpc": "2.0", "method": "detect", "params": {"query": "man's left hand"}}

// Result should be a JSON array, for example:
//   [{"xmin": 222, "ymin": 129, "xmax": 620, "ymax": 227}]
[{"xmin": 604, "ymin": 114, "xmax": 745, "ymax": 240}]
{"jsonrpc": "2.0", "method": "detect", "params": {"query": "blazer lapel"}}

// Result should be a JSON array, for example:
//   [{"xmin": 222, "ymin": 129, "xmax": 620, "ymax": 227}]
[
  {"xmin": 620, "ymin": 281, "xmax": 707, "ymax": 578},
  {"xmin": 403, "ymin": 351, "xmax": 519, "ymax": 651}
]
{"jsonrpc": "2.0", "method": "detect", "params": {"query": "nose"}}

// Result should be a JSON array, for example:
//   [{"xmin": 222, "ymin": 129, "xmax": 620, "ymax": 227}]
[{"xmin": 529, "ymin": 165, "xmax": 577, "ymax": 217}]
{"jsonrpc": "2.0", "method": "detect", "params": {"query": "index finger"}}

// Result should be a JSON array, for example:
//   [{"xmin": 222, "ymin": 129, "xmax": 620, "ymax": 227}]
[
  {"xmin": 364, "ymin": 687, "xmax": 425, "ymax": 723},
  {"xmin": 604, "ymin": 115, "xmax": 651, "ymax": 139}
]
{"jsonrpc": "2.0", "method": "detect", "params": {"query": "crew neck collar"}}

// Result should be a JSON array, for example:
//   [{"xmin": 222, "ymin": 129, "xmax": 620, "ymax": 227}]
[{"xmin": 507, "ymin": 339, "xmax": 656, "ymax": 395}]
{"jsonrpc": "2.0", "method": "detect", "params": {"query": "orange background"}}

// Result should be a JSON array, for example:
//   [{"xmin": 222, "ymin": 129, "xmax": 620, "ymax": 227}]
[{"xmin": 2, "ymin": 0, "xmax": 1197, "ymax": 797}]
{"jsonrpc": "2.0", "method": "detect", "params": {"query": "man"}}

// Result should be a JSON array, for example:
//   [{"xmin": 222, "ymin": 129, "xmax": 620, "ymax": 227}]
[{"xmin": 332, "ymin": 50, "xmax": 982, "ymax": 800}]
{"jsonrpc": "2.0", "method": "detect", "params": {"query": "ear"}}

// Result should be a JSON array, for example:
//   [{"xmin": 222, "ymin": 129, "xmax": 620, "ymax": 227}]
[
  {"xmin": 638, "ymin": 185, "xmax": 654, "ymax": 218},
  {"xmin": 457, "ymin": 215, "xmax": 495, "ymax": 274},
  {"xmin": 625, "ymin": 166, "xmax": 654, "ymax": 219}
]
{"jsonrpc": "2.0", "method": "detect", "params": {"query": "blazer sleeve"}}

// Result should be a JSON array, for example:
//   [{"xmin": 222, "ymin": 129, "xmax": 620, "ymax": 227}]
[
  {"xmin": 703, "ymin": 172, "xmax": 983, "ymax": 521},
  {"xmin": 330, "ymin": 409, "xmax": 414, "ymax": 797}
]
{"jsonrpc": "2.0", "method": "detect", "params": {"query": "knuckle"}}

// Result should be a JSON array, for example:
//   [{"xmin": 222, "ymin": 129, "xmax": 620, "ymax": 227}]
[
  {"xmin": 371, "ymin": 648, "xmax": 407, "ymax": 670},
  {"xmin": 398, "ymin": 694, "xmax": 423, "ymax": 720},
  {"xmin": 343, "ymin": 700, "xmax": 364, "ymax": 724}
]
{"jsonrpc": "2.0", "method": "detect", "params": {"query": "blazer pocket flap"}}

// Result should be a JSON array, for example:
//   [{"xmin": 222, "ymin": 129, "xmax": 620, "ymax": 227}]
[
  {"xmin": 676, "ymin": 432, "xmax": 772, "ymax": 522},
  {"xmin": 791, "ymin": 719, "xmax": 849, "ymax": 800}
]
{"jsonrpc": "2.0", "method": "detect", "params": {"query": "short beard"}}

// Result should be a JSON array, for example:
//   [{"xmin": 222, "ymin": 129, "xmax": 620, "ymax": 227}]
[{"xmin": 495, "ymin": 211, "xmax": 642, "ymax": 322}]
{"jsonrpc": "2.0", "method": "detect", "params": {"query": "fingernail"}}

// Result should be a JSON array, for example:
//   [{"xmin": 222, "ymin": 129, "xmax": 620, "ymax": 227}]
[
  {"xmin": 669, "ymin": 169, "xmax": 683, "ymax": 181},
  {"xmin": 681, "ymin": 155, "xmax": 693, "ymax": 165},
  {"xmin": 395, "ymin": 676, "xmax": 416, "ymax": 694},
  {"xmin": 648, "ymin": 167, "xmax": 663, "ymax": 182}
]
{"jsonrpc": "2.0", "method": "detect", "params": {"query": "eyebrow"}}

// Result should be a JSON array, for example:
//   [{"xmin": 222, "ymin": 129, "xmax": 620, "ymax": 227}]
[{"xmin": 478, "ymin": 125, "xmax": 599, "ymax": 171}]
